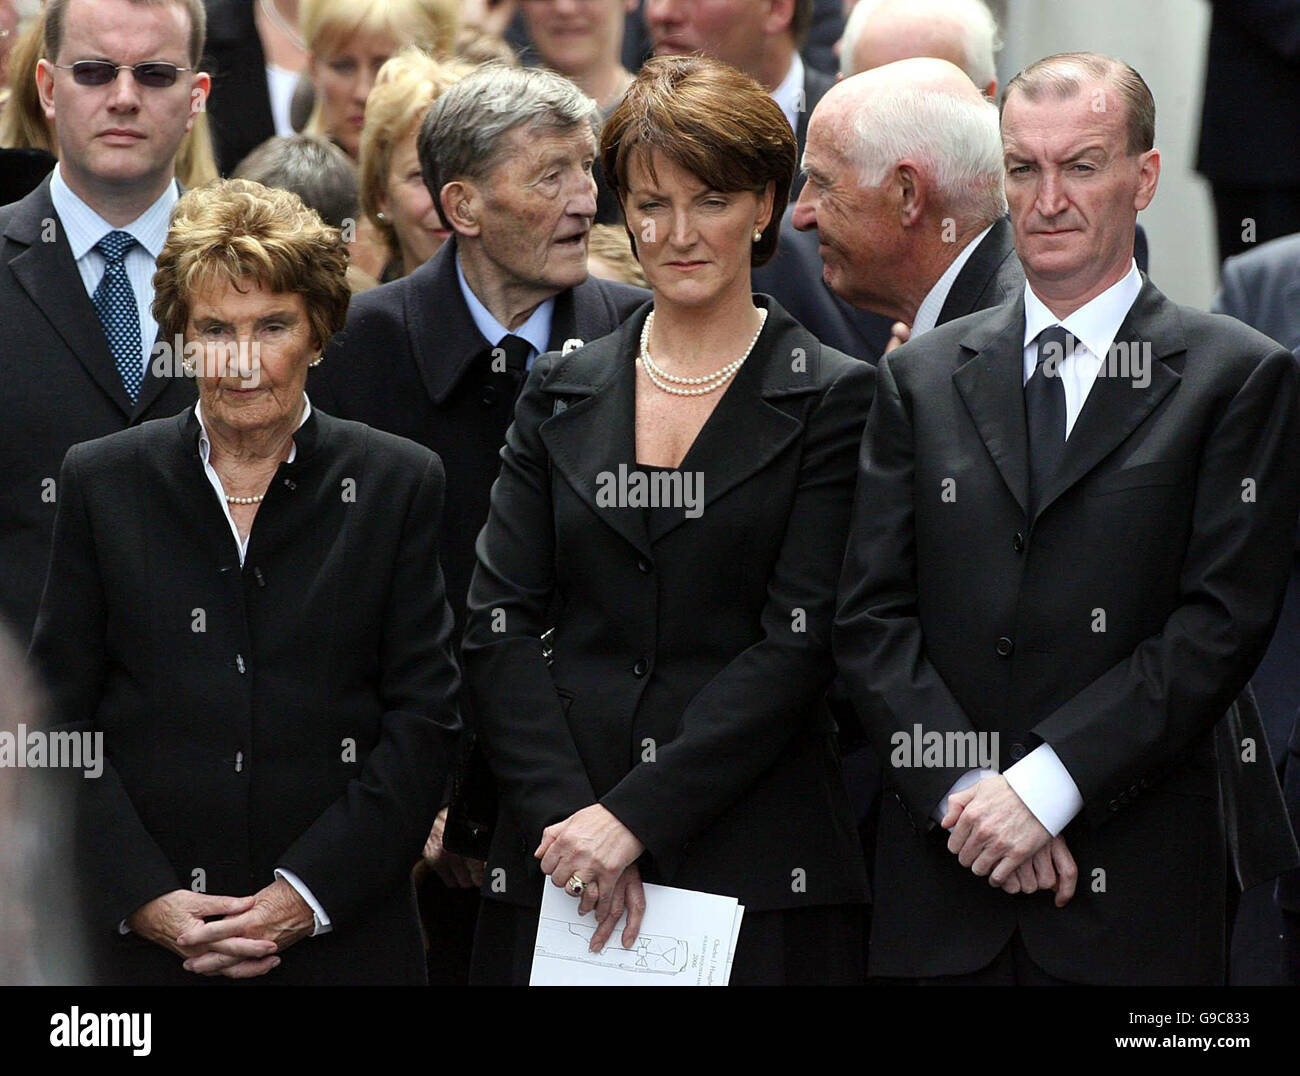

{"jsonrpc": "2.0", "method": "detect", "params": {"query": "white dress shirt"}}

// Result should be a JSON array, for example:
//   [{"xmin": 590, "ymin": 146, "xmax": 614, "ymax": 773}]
[
  {"xmin": 265, "ymin": 62, "xmax": 298, "ymax": 137},
  {"xmin": 936, "ymin": 260, "xmax": 1144, "ymax": 836},
  {"xmin": 50, "ymin": 164, "xmax": 178, "ymax": 377},
  {"xmin": 910, "ymin": 223, "xmax": 995, "ymax": 339},
  {"xmin": 770, "ymin": 51, "xmax": 805, "ymax": 136},
  {"xmin": 455, "ymin": 255, "xmax": 554, "ymax": 368}
]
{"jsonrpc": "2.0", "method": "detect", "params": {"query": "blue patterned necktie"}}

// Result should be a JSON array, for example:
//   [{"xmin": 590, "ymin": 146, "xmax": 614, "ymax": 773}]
[{"xmin": 92, "ymin": 231, "xmax": 143, "ymax": 403}]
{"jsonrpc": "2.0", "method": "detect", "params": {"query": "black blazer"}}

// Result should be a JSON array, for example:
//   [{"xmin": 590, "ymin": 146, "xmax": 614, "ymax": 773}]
[
  {"xmin": 201, "ymin": 0, "xmax": 277, "ymax": 174},
  {"xmin": 28, "ymin": 407, "xmax": 462, "ymax": 985},
  {"xmin": 0, "ymin": 176, "xmax": 196, "ymax": 640},
  {"xmin": 462, "ymin": 296, "xmax": 874, "ymax": 911},
  {"xmin": 310, "ymin": 238, "xmax": 647, "ymax": 634},
  {"xmin": 834, "ymin": 278, "xmax": 1300, "ymax": 984}
]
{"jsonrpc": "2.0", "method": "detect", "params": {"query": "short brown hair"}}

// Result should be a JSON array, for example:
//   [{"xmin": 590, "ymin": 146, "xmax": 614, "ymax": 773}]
[
  {"xmin": 1001, "ymin": 52, "xmax": 1155, "ymax": 154},
  {"xmin": 600, "ymin": 55, "xmax": 795, "ymax": 268},
  {"xmin": 45, "ymin": 0, "xmax": 207, "ymax": 68},
  {"xmin": 153, "ymin": 179, "xmax": 352, "ymax": 351}
]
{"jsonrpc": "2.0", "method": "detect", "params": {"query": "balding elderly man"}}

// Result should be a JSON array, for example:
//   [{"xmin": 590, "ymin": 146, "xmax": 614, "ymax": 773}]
[
  {"xmin": 795, "ymin": 58, "xmax": 1019, "ymax": 350},
  {"xmin": 839, "ymin": 0, "xmax": 998, "ymax": 94},
  {"xmin": 834, "ymin": 52, "xmax": 1300, "ymax": 985}
]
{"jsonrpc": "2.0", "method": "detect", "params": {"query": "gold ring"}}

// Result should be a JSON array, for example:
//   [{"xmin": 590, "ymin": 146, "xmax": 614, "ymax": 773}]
[{"xmin": 566, "ymin": 874, "xmax": 586, "ymax": 896}]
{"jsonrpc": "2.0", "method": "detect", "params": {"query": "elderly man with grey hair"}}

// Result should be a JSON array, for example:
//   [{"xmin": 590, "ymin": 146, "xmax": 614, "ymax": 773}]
[
  {"xmin": 838, "ymin": 0, "xmax": 1000, "ymax": 93},
  {"xmin": 794, "ymin": 57, "xmax": 1017, "ymax": 347},
  {"xmin": 308, "ymin": 62, "xmax": 646, "ymax": 986}
]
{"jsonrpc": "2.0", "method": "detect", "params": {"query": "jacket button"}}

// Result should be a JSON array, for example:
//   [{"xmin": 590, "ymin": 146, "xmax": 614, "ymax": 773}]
[
  {"xmin": 1013, "ymin": 532, "xmax": 1024, "ymax": 553},
  {"xmin": 253, "ymin": 566, "xmax": 266, "ymax": 587},
  {"xmin": 235, "ymin": 653, "xmax": 246, "ymax": 674},
  {"xmin": 1009, "ymin": 741, "xmax": 1026, "ymax": 761},
  {"xmin": 234, "ymin": 750, "xmax": 244, "ymax": 774},
  {"xmin": 1108, "ymin": 798, "xmax": 1120, "ymax": 812},
  {"xmin": 633, "ymin": 659, "xmax": 648, "ymax": 677},
  {"xmin": 995, "ymin": 636, "xmax": 1014, "ymax": 658},
  {"xmin": 637, "ymin": 557, "xmax": 652, "ymax": 574},
  {"xmin": 480, "ymin": 384, "xmax": 499, "ymax": 406}
]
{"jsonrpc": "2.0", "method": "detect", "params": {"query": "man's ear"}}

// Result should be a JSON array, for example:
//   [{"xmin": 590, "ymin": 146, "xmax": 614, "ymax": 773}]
[
  {"xmin": 896, "ymin": 162, "xmax": 926, "ymax": 227},
  {"xmin": 764, "ymin": 0, "xmax": 797, "ymax": 37},
  {"xmin": 35, "ymin": 58, "xmax": 57, "ymax": 123},
  {"xmin": 187, "ymin": 72, "xmax": 212, "ymax": 131},
  {"xmin": 1134, "ymin": 148, "xmax": 1160, "ymax": 212},
  {"xmin": 441, "ymin": 180, "xmax": 481, "ymax": 238}
]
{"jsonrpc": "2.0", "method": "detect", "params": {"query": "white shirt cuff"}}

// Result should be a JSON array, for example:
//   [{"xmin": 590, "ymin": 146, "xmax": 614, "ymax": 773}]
[
  {"xmin": 934, "ymin": 768, "xmax": 999, "ymax": 824},
  {"xmin": 275, "ymin": 867, "xmax": 333, "ymax": 936},
  {"xmin": 1003, "ymin": 744, "xmax": 1083, "ymax": 837}
]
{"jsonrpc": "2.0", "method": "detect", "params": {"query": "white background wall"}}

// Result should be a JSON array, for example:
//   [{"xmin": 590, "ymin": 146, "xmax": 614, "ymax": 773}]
[{"xmin": 1000, "ymin": 0, "xmax": 1217, "ymax": 307}]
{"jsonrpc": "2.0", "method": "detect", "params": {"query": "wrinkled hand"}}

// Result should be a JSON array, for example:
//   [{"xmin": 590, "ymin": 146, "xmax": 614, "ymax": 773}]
[
  {"xmin": 941, "ymin": 775, "xmax": 1052, "ymax": 886},
  {"xmin": 885, "ymin": 322, "xmax": 911, "ymax": 353},
  {"xmin": 994, "ymin": 834, "xmax": 1078, "ymax": 906},
  {"xmin": 587, "ymin": 862, "xmax": 647, "ymax": 953},
  {"xmin": 174, "ymin": 878, "xmax": 314, "ymax": 977},
  {"xmin": 535, "ymin": 804, "xmax": 644, "ymax": 917},
  {"xmin": 127, "ymin": 890, "xmax": 279, "ymax": 977},
  {"xmin": 417, "ymin": 806, "xmax": 485, "ymax": 889}
]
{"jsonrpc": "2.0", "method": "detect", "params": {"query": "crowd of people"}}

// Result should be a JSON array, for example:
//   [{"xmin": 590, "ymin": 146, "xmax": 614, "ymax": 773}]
[{"xmin": 2, "ymin": 0, "xmax": 1299, "ymax": 989}]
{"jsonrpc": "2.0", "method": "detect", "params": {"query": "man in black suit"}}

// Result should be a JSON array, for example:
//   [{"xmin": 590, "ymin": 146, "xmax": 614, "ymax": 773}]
[
  {"xmin": 792, "ymin": 59, "xmax": 1018, "ymax": 357},
  {"xmin": 309, "ymin": 64, "xmax": 645, "ymax": 984},
  {"xmin": 834, "ymin": 52, "xmax": 1300, "ymax": 984},
  {"xmin": 0, "ymin": 0, "xmax": 209, "ymax": 638},
  {"xmin": 645, "ymin": 0, "xmax": 831, "ymax": 198}
]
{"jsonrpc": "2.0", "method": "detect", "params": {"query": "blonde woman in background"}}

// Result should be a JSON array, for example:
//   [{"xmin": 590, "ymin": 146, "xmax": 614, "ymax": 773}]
[
  {"xmin": 359, "ymin": 48, "xmax": 472, "ymax": 280},
  {"xmin": 301, "ymin": 0, "xmax": 457, "ymax": 279}
]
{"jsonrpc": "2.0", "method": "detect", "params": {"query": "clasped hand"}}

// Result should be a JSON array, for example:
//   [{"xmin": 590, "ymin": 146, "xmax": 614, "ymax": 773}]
[
  {"xmin": 127, "ymin": 877, "xmax": 315, "ymax": 979},
  {"xmin": 941, "ymin": 776, "xmax": 1077, "ymax": 906},
  {"xmin": 536, "ymin": 803, "xmax": 647, "ymax": 953}
]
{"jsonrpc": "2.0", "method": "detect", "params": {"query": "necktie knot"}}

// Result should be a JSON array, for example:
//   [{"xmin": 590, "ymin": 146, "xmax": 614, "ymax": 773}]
[
  {"xmin": 1034, "ymin": 325, "xmax": 1076, "ymax": 374},
  {"xmin": 96, "ymin": 230, "xmax": 137, "ymax": 264},
  {"xmin": 497, "ymin": 334, "xmax": 532, "ymax": 374}
]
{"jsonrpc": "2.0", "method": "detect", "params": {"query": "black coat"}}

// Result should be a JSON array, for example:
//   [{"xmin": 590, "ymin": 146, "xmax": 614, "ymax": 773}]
[
  {"xmin": 201, "ymin": 0, "xmax": 277, "ymax": 175},
  {"xmin": 28, "ymin": 407, "xmax": 463, "ymax": 985},
  {"xmin": 834, "ymin": 278, "xmax": 1300, "ymax": 984},
  {"xmin": 309, "ymin": 238, "xmax": 647, "ymax": 635},
  {"xmin": 462, "ymin": 296, "xmax": 874, "ymax": 911},
  {"xmin": 0, "ymin": 176, "xmax": 196, "ymax": 640}
]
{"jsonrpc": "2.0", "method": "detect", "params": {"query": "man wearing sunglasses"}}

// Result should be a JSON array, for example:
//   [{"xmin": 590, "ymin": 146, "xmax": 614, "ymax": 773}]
[{"xmin": 0, "ymin": 0, "xmax": 208, "ymax": 640}]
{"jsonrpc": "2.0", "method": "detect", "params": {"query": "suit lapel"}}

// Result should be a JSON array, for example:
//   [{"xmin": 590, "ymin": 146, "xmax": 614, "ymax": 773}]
[
  {"xmin": 937, "ymin": 217, "xmax": 1017, "ymax": 324},
  {"xmin": 1033, "ymin": 281, "xmax": 1182, "ymax": 519},
  {"xmin": 405, "ymin": 239, "xmax": 494, "ymax": 406},
  {"xmin": 5, "ymin": 181, "xmax": 135, "ymax": 418},
  {"xmin": 953, "ymin": 296, "xmax": 1032, "ymax": 515}
]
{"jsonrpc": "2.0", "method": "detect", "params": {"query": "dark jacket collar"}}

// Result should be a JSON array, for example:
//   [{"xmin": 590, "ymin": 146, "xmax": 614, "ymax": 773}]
[
  {"xmin": 937, "ymin": 216, "xmax": 1022, "ymax": 325},
  {"xmin": 177, "ymin": 398, "xmax": 325, "ymax": 468}
]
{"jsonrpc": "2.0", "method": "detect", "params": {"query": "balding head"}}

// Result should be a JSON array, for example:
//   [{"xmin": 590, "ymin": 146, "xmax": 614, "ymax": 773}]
[
  {"xmin": 793, "ymin": 58, "xmax": 1006, "ymax": 321},
  {"xmin": 839, "ymin": 0, "xmax": 999, "ymax": 95}
]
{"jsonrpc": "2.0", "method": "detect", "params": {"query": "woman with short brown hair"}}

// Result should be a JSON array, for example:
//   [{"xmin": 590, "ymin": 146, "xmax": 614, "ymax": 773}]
[{"xmin": 463, "ymin": 56, "xmax": 872, "ymax": 985}]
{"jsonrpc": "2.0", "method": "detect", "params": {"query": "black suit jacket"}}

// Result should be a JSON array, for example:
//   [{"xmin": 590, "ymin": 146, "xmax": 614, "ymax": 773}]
[
  {"xmin": 834, "ymin": 279, "xmax": 1300, "ymax": 984},
  {"xmin": 201, "ymin": 0, "xmax": 277, "ymax": 174},
  {"xmin": 28, "ymin": 408, "xmax": 462, "ymax": 985},
  {"xmin": 462, "ymin": 296, "xmax": 873, "ymax": 911},
  {"xmin": 0, "ymin": 177, "xmax": 196, "ymax": 639},
  {"xmin": 309, "ymin": 238, "xmax": 647, "ymax": 633}
]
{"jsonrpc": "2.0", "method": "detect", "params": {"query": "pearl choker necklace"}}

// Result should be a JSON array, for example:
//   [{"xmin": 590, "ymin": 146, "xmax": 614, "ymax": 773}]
[
  {"xmin": 226, "ymin": 493, "xmax": 265, "ymax": 505},
  {"xmin": 638, "ymin": 308, "xmax": 767, "ymax": 396}
]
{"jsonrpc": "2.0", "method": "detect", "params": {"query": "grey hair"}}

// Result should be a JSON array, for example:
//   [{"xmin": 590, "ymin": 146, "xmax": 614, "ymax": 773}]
[
  {"xmin": 418, "ymin": 63, "xmax": 599, "ymax": 229},
  {"xmin": 839, "ymin": 0, "xmax": 1001, "ymax": 88},
  {"xmin": 844, "ymin": 85, "xmax": 1007, "ymax": 227},
  {"xmin": 233, "ymin": 135, "xmax": 360, "ymax": 231}
]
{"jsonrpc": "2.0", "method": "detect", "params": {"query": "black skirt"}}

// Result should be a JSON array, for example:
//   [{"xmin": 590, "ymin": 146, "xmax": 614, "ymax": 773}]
[{"xmin": 470, "ymin": 897, "xmax": 865, "ymax": 986}]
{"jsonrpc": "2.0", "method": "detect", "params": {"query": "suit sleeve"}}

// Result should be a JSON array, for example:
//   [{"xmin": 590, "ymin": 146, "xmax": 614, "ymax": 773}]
[
  {"xmin": 28, "ymin": 445, "xmax": 182, "ymax": 935},
  {"xmin": 599, "ymin": 360, "xmax": 874, "ymax": 860},
  {"xmin": 278, "ymin": 452, "xmax": 462, "ymax": 926},
  {"xmin": 460, "ymin": 354, "xmax": 599, "ymax": 850},
  {"xmin": 1035, "ymin": 345, "xmax": 1300, "ymax": 826},
  {"xmin": 1212, "ymin": 255, "xmax": 1254, "ymax": 322},
  {"xmin": 831, "ymin": 353, "xmax": 989, "ymax": 828}
]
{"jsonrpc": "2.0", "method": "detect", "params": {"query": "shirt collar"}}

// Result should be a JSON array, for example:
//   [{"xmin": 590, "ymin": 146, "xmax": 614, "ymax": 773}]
[
  {"xmin": 455, "ymin": 253, "xmax": 554, "ymax": 359},
  {"xmin": 770, "ymin": 52, "xmax": 805, "ymax": 135},
  {"xmin": 911, "ymin": 222, "xmax": 995, "ymax": 338},
  {"xmin": 195, "ymin": 394, "xmax": 312, "ymax": 465},
  {"xmin": 50, "ymin": 163, "xmax": 180, "ymax": 261},
  {"xmin": 1023, "ymin": 259, "xmax": 1143, "ymax": 360}
]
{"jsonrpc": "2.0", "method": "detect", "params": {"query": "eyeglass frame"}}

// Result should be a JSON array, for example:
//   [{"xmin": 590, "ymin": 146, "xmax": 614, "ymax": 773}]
[{"xmin": 50, "ymin": 60, "xmax": 195, "ymax": 88}]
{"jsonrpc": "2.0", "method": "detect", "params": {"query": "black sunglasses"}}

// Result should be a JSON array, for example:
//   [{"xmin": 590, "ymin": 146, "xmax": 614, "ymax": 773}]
[{"xmin": 53, "ymin": 60, "xmax": 191, "ymax": 88}]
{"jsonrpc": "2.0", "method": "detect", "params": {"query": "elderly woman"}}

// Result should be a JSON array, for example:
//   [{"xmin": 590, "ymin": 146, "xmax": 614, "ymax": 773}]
[
  {"xmin": 462, "ymin": 55, "xmax": 873, "ymax": 985},
  {"xmin": 29, "ymin": 179, "xmax": 461, "ymax": 986},
  {"xmin": 359, "ymin": 48, "xmax": 470, "ymax": 279}
]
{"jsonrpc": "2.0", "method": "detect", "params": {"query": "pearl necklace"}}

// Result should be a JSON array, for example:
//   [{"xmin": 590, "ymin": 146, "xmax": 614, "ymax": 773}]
[
  {"xmin": 638, "ymin": 308, "xmax": 767, "ymax": 396},
  {"xmin": 226, "ymin": 493, "xmax": 265, "ymax": 505}
]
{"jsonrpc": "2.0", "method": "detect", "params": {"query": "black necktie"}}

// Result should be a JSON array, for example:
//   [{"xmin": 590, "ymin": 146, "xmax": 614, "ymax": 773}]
[{"xmin": 1026, "ymin": 325, "xmax": 1072, "ymax": 515}]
